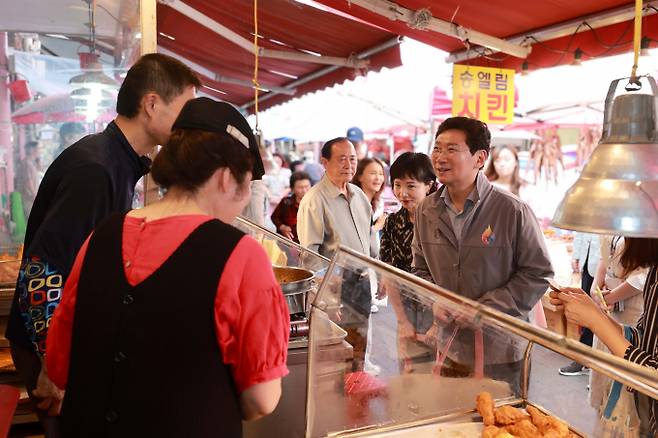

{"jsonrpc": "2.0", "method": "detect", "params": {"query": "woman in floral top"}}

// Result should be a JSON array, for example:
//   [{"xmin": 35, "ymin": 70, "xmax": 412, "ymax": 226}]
[{"xmin": 379, "ymin": 152, "xmax": 436, "ymax": 371}]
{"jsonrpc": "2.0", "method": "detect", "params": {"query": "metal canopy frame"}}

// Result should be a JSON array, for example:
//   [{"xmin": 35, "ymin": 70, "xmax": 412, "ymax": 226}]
[
  {"xmin": 447, "ymin": 0, "xmax": 658, "ymax": 63},
  {"xmin": 160, "ymin": 0, "xmax": 371, "ymax": 69},
  {"xmin": 343, "ymin": 0, "xmax": 531, "ymax": 59}
]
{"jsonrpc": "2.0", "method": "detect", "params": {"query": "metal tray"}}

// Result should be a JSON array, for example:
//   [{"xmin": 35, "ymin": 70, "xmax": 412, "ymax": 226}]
[{"xmin": 315, "ymin": 313, "xmax": 348, "ymax": 347}]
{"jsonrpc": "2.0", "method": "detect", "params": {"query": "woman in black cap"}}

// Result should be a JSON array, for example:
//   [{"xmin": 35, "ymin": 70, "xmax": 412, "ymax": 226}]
[{"xmin": 44, "ymin": 97, "xmax": 288, "ymax": 437}]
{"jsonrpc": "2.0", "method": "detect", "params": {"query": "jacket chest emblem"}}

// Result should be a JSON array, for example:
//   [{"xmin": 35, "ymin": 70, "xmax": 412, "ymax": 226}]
[{"xmin": 481, "ymin": 225, "xmax": 495, "ymax": 246}]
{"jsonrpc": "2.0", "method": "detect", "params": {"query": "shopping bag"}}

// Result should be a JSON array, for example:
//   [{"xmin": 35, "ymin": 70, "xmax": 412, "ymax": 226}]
[
  {"xmin": 593, "ymin": 382, "xmax": 641, "ymax": 438},
  {"xmin": 593, "ymin": 326, "xmax": 642, "ymax": 438}
]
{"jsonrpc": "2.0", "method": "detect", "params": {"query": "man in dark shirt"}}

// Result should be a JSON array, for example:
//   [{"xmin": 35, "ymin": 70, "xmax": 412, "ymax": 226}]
[{"xmin": 6, "ymin": 53, "xmax": 200, "ymax": 436}]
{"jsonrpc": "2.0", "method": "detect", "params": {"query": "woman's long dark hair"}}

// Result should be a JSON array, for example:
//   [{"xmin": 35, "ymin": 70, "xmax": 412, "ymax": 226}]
[
  {"xmin": 484, "ymin": 145, "xmax": 523, "ymax": 196},
  {"xmin": 619, "ymin": 237, "xmax": 658, "ymax": 278},
  {"xmin": 353, "ymin": 157, "xmax": 385, "ymax": 212}
]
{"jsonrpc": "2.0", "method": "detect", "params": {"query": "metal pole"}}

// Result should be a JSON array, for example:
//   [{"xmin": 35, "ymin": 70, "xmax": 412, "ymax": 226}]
[
  {"xmin": 0, "ymin": 32, "xmax": 14, "ymax": 195},
  {"xmin": 521, "ymin": 341, "xmax": 533, "ymax": 401},
  {"xmin": 140, "ymin": 0, "xmax": 159, "ymax": 206}
]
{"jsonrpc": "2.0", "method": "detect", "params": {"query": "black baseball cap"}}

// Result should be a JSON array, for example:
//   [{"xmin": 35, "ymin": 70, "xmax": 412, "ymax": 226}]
[{"xmin": 172, "ymin": 97, "xmax": 265, "ymax": 180}]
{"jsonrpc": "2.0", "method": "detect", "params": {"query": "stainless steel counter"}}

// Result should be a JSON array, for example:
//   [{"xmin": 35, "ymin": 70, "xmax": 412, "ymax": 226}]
[
  {"xmin": 243, "ymin": 338, "xmax": 353, "ymax": 438},
  {"xmin": 243, "ymin": 346, "xmax": 309, "ymax": 438}
]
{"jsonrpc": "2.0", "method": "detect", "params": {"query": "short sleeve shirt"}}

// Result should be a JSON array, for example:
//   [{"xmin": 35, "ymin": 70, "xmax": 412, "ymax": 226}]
[{"xmin": 46, "ymin": 215, "xmax": 290, "ymax": 393}]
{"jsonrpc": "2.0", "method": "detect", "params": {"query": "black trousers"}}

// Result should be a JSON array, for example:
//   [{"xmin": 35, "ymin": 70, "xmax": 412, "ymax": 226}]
[
  {"xmin": 341, "ymin": 270, "xmax": 371, "ymax": 372},
  {"xmin": 10, "ymin": 343, "xmax": 61, "ymax": 438},
  {"xmin": 579, "ymin": 249, "xmax": 595, "ymax": 348}
]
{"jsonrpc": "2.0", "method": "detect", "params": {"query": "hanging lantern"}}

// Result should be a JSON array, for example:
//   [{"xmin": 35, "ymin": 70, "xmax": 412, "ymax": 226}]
[
  {"xmin": 552, "ymin": 76, "xmax": 658, "ymax": 237},
  {"xmin": 69, "ymin": 53, "xmax": 118, "ymax": 122}
]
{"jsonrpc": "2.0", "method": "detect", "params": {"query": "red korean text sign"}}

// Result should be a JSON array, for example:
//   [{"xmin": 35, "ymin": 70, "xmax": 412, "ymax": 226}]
[{"xmin": 451, "ymin": 65, "xmax": 515, "ymax": 124}]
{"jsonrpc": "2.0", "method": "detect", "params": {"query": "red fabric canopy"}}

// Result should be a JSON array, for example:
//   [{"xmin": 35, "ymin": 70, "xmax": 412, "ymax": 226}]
[
  {"xmin": 314, "ymin": 1, "xmax": 658, "ymax": 72},
  {"xmin": 156, "ymin": 0, "xmax": 402, "ymax": 113},
  {"xmin": 11, "ymin": 94, "xmax": 114, "ymax": 125}
]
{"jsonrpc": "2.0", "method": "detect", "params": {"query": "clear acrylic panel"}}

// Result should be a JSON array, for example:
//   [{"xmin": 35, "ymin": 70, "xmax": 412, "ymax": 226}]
[
  {"xmin": 233, "ymin": 216, "xmax": 331, "ymax": 275},
  {"xmin": 0, "ymin": 0, "xmax": 142, "ymax": 275},
  {"xmin": 306, "ymin": 246, "xmax": 658, "ymax": 437}
]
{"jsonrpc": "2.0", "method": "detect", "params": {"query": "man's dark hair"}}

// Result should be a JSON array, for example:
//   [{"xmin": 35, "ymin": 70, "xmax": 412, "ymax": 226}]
[
  {"xmin": 435, "ymin": 117, "xmax": 491, "ymax": 155},
  {"xmin": 321, "ymin": 137, "xmax": 349, "ymax": 160},
  {"xmin": 25, "ymin": 141, "xmax": 38, "ymax": 151},
  {"xmin": 290, "ymin": 171, "xmax": 311, "ymax": 189},
  {"xmin": 389, "ymin": 152, "xmax": 436, "ymax": 187},
  {"xmin": 116, "ymin": 53, "xmax": 201, "ymax": 118},
  {"xmin": 59, "ymin": 122, "xmax": 85, "ymax": 139},
  {"xmin": 290, "ymin": 160, "xmax": 304, "ymax": 172}
]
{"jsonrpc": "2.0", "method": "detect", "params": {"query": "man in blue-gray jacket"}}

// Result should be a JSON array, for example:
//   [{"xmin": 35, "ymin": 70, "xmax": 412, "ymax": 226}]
[{"xmin": 412, "ymin": 117, "xmax": 553, "ymax": 393}]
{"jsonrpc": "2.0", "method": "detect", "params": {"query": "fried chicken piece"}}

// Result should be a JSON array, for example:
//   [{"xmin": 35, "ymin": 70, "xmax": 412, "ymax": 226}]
[
  {"xmin": 543, "ymin": 430, "xmax": 568, "ymax": 438},
  {"xmin": 526, "ymin": 405, "xmax": 569, "ymax": 437},
  {"xmin": 505, "ymin": 419, "xmax": 539, "ymax": 438},
  {"xmin": 481, "ymin": 425, "xmax": 504, "ymax": 438},
  {"xmin": 525, "ymin": 405, "xmax": 545, "ymax": 426},
  {"xmin": 541, "ymin": 423, "xmax": 570, "ymax": 438},
  {"xmin": 494, "ymin": 405, "xmax": 529, "ymax": 425},
  {"xmin": 476, "ymin": 392, "xmax": 495, "ymax": 426}
]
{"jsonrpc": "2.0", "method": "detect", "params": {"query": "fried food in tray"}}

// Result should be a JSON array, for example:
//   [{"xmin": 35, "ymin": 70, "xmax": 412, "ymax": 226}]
[
  {"xmin": 476, "ymin": 391, "xmax": 495, "ymax": 426},
  {"xmin": 493, "ymin": 405, "xmax": 530, "ymax": 425},
  {"xmin": 505, "ymin": 419, "xmax": 539, "ymax": 438},
  {"xmin": 526, "ymin": 405, "xmax": 570, "ymax": 437},
  {"xmin": 482, "ymin": 426, "xmax": 505, "ymax": 438},
  {"xmin": 477, "ymin": 392, "xmax": 575, "ymax": 438}
]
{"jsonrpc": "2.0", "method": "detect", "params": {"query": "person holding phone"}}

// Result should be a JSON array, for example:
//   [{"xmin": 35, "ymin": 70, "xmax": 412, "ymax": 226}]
[{"xmin": 550, "ymin": 237, "xmax": 658, "ymax": 436}]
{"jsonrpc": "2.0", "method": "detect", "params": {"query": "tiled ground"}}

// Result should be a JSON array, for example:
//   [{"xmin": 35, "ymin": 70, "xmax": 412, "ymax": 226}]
[{"xmin": 529, "ymin": 344, "xmax": 596, "ymax": 436}]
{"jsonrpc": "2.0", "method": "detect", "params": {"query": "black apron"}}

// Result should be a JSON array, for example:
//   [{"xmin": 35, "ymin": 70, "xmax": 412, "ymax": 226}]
[{"xmin": 61, "ymin": 213, "xmax": 244, "ymax": 438}]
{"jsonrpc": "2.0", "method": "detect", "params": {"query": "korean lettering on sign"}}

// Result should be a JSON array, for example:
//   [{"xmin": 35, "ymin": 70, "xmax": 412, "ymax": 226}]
[{"xmin": 451, "ymin": 65, "xmax": 515, "ymax": 124}]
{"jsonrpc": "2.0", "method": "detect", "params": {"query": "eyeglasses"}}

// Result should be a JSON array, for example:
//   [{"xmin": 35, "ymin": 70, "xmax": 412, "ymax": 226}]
[{"xmin": 431, "ymin": 146, "xmax": 470, "ymax": 157}]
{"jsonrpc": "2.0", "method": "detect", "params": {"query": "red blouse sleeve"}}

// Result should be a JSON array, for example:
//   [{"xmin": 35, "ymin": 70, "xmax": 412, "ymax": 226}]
[
  {"xmin": 214, "ymin": 236, "xmax": 290, "ymax": 393},
  {"xmin": 270, "ymin": 198, "xmax": 285, "ymax": 229},
  {"xmin": 46, "ymin": 235, "xmax": 92, "ymax": 389}
]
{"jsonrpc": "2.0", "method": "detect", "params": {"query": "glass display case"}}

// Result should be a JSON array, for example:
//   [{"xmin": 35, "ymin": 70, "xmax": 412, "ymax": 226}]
[
  {"xmin": 233, "ymin": 216, "xmax": 332, "ymax": 438},
  {"xmin": 306, "ymin": 246, "xmax": 658, "ymax": 437},
  {"xmin": 234, "ymin": 216, "xmax": 331, "ymax": 276},
  {"xmin": 0, "ymin": 0, "xmax": 145, "ymax": 318}
]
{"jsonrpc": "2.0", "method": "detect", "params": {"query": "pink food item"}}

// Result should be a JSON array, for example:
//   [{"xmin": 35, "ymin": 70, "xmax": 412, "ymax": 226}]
[{"xmin": 344, "ymin": 371, "xmax": 388, "ymax": 397}]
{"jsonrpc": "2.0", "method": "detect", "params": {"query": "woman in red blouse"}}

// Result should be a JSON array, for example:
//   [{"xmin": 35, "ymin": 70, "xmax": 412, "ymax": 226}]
[
  {"xmin": 270, "ymin": 171, "xmax": 311, "ymax": 243},
  {"xmin": 44, "ymin": 98, "xmax": 290, "ymax": 437}
]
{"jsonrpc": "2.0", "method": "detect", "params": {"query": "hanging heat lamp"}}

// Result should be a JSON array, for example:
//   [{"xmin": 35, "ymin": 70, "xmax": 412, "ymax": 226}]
[
  {"xmin": 552, "ymin": 0, "xmax": 658, "ymax": 238},
  {"xmin": 68, "ymin": 0, "xmax": 118, "ymax": 122}
]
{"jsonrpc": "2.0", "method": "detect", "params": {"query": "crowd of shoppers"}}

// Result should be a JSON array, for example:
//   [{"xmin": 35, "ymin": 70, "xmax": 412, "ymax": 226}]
[{"xmin": 9, "ymin": 55, "xmax": 658, "ymax": 436}]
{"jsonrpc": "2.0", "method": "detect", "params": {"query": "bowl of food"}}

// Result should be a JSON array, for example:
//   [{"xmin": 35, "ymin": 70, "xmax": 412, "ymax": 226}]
[{"xmin": 273, "ymin": 266, "xmax": 315, "ymax": 315}]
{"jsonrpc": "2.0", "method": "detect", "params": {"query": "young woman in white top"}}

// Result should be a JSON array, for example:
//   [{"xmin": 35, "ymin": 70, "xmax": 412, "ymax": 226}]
[{"xmin": 589, "ymin": 235, "xmax": 647, "ymax": 412}]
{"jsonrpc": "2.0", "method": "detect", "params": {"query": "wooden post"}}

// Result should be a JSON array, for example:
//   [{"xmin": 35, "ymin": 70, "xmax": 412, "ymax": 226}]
[{"xmin": 139, "ymin": 0, "xmax": 160, "ymax": 206}]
